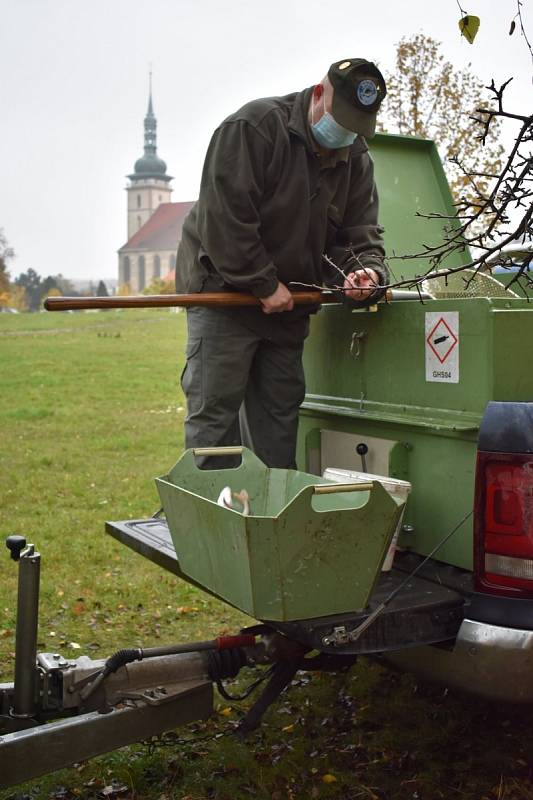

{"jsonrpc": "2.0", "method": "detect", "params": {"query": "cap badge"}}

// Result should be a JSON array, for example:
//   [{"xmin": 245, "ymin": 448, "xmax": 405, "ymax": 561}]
[
  {"xmin": 356, "ymin": 79, "xmax": 379, "ymax": 106},
  {"xmin": 338, "ymin": 61, "xmax": 351, "ymax": 70}
]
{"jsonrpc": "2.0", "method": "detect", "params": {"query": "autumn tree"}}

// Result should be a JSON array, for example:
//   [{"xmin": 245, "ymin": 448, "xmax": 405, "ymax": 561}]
[
  {"xmin": 54, "ymin": 274, "xmax": 76, "ymax": 295},
  {"xmin": 40, "ymin": 275, "xmax": 60, "ymax": 297},
  {"xmin": 371, "ymin": 6, "xmax": 533, "ymax": 296},
  {"xmin": 142, "ymin": 277, "xmax": 176, "ymax": 295},
  {"xmin": 0, "ymin": 229, "xmax": 14, "ymax": 303},
  {"xmin": 36, "ymin": 276, "xmax": 61, "ymax": 310},
  {"xmin": 15, "ymin": 268, "xmax": 43, "ymax": 311},
  {"xmin": 117, "ymin": 282, "xmax": 132, "ymax": 296},
  {"xmin": 380, "ymin": 34, "xmax": 504, "ymax": 205},
  {"xmin": 9, "ymin": 285, "xmax": 29, "ymax": 312}
]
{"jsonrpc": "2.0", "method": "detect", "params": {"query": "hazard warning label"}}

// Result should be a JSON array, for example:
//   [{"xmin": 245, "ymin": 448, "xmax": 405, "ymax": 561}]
[{"xmin": 425, "ymin": 311, "xmax": 459, "ymax": 383}]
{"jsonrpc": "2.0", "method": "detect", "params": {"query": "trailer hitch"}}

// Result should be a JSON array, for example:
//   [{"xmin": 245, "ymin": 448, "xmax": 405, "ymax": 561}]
[
  {"xmin": 79, "ymin": 633, "xmax": 258, "ymax": 702},
  {"xmin": 0, "ymin": 537, "xmax": 286, "ymax": 788},
  {"xmin": 0, "ymin": 537, "xmax": 359, "ymax": 787}
]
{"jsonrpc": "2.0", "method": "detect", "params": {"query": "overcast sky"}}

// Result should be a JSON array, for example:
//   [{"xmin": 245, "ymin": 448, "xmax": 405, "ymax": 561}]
[{"xmin": 1, "ymin": 0, "xmax": 530, "ymax": 282}]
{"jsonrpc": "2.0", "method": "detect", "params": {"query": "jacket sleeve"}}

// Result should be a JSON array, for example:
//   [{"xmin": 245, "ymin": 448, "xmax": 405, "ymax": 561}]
[
  {"xmin": 324, "ymin": 149, "xmax": 389, "ymax": 306},
  {"xmin": 195, "ymin": 120, "xmax": 279, "ymax": 298}
]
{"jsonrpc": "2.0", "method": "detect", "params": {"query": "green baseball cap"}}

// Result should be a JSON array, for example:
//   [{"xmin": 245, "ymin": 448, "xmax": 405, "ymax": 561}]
[{"xmin": 328, "ymin": 58, "xmax": 387, "ymax": 138}]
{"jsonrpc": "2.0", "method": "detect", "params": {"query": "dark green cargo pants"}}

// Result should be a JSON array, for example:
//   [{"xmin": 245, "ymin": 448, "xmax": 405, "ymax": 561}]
[{"xmin": 181, "ymin": 308, "xmax": 307, "ymax": 469}]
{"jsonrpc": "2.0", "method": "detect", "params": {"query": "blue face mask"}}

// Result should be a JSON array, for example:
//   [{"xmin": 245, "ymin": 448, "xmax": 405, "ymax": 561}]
[{"xmin": 311, "ymin": 96, "xmax": 357, "ymax": 150}]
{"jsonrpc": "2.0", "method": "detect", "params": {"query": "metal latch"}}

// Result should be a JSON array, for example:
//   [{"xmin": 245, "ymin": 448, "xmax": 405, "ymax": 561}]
[
  {"xmin": 322, "ymin": 626, "xmax": 353, "ymax": 647},
  {"xmin": 350, "ymin": 331, "xmax": 366, "ymax": 359}
]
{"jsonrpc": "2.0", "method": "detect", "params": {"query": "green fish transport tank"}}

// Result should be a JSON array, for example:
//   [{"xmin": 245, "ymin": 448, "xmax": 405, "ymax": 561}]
[{"xmin": 297, "ymin": 133, "xmax": 533, "ymax": 571}]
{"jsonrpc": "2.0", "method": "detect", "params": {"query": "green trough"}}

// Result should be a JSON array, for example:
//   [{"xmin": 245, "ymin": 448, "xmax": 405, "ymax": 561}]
[{"xmin": 156, "ymin": 447, "xmax": 404, "ymax": 622}]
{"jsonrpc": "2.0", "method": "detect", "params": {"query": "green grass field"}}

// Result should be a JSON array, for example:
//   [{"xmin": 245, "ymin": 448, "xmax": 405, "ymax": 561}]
[{"xmin": 2, "ymin": 309, "xmax": 533, "ymax": 800}]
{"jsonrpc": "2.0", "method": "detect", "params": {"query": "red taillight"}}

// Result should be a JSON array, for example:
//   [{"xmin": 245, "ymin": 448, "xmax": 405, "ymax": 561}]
[
  {"xmin": 485, "ymin": 463, "xmax": 526, "ymax": 534},
  {"xmin": 475, "ymin": 452, "xmax": 533, "ymax": 597}
]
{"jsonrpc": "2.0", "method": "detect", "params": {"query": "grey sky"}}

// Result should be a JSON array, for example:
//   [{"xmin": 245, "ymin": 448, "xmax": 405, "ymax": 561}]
[{"xmin": 1, "ymin": 0, "xmax": 530, "ymax": 282}]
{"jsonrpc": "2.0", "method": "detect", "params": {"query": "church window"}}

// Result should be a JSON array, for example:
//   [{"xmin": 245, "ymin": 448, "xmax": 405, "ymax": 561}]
[
  {"xmin": 139, "ymin": 256, "xmax": 146, "ymax": 291},
  {"xmin": 137, "ymin": 216, "xmax": 142, "ymax": 230},
  {"xmin": 169, "ymin": 253, "xmax": 176, "ymax": 271},
  {"xmin": 154, "ymin": 255, "xmax": 161, "ymax": 278},
  {"xmin": 137, "ymin": 195, "xmax": 141, "ymax": 208},
  {"xmin": 123, "ymin": 256, "xmax": 130, "ymax": 285}
]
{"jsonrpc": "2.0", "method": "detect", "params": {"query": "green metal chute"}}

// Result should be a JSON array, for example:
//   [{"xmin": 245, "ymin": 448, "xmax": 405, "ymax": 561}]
[{"xmin": 156, "ymin": 447, "xmax": 404, "ymax": 622}]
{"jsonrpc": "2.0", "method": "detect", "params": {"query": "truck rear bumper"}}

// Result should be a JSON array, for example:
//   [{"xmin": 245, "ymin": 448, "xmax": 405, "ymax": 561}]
[{"xmin": 385, "ymin": 618, "xmax": 533, "ymax": 703}]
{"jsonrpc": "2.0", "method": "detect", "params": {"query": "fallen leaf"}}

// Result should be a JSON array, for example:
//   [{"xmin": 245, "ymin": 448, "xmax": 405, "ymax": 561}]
[
  {"xmin": 0, "ymin": 629, "xmax": 11, "ymax": 638},
  {"xmin": 99, "ymin": 785, "xmax": 129, "ymax": 798},
  {"xmin": 282, "ymin": 724, "xmax": 295, "ymax": 733},
  {"xmin": 322, "ymin": 774, "xmax": 337, "ymax": 784},
  {"xmin": 51, "ymin": 786, "xmax": 70, "ymax": 800},
  {"xmin": 69, "ymin": 642, "xmax": 81, "ymax": 649},
  {"xmin": 219, "ymin": 707, "xmax": 233, "ymax": 717}
]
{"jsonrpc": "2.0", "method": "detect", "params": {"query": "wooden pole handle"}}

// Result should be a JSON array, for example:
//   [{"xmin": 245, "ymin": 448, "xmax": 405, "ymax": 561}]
[{"xmin": 44, "ymin": 291, "xmax": 337, "ymax": 312}]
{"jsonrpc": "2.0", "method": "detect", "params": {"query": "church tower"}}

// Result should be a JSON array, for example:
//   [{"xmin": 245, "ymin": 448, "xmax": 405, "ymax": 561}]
[
  {"xmin": 126, "ymin": 76, "xmax": 173, "ymax": 239},
  {"xmin": 118, "ymin": 77, "xmax": 194, "ymax": 294}
]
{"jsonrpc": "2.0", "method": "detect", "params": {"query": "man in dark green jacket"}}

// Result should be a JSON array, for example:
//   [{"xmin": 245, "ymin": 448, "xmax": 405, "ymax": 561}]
[{"xmin": 176, "ymin": 58, "xmax": 388, "ymax": 469}]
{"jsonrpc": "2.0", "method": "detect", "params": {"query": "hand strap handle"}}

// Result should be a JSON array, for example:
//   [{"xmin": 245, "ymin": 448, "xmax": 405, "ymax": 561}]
[
  {"xmin": 192, "ymin": 446, "xmax": 243, "ymax": 457},
  {"xmin": 313, "ymin": 482, "xmax": 373, "ymax": 495}
]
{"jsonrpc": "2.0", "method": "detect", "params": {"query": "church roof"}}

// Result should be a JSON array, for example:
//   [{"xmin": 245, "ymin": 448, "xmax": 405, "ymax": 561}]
[{"xmin": 119, "ymin": 201, "xmax": 195, "ymax": 252}]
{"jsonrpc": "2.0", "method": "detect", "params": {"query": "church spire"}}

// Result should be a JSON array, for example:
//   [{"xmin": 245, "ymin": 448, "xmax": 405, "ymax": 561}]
[
  {"xmin": 129, "ymin": 70, "xmax": 172, "ymax": 182},
  {"xmin": 143, "ymin": 69, "xmax": 157, "ymax": 156},
  {"xmin": 147, "ymin": 68, "xmax": 154, "ymax": 116}
]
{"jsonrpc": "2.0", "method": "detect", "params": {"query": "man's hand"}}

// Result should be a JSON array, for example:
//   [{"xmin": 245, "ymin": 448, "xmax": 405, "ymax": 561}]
[
  {"xmin": 343, "ymin": 268, "xmax": 380, "ymax": 301},
  {"xmin": 260, "ymin": 282, "xmax": 295, "ymax": 314}
]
